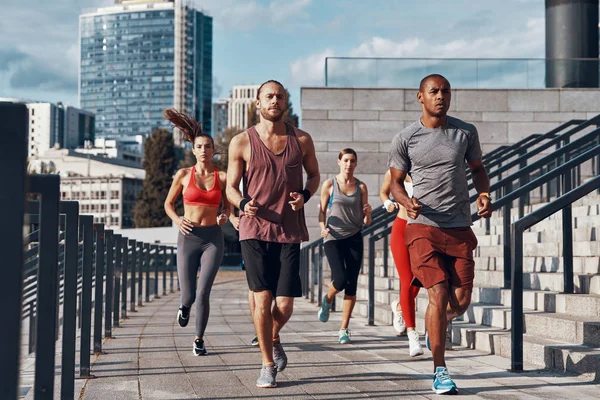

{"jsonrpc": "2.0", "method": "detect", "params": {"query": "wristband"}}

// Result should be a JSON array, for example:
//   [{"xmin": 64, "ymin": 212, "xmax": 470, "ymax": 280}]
[
  {"xmin": 383, "ymin": 199, "xmax": 393, "ymax": 209},
  {"xmin": 300, "ymin": 189, "xmax": 311, "ymax": 202},
  {"xmin": 239, "ymin": 198, "xmax": 250, "ymax": 211}
]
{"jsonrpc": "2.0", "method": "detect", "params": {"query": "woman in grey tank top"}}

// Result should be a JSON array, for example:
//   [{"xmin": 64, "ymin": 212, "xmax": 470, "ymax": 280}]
[{"xmin": 316, "ymin": 148, "xmax": 372, "ymax": 344}]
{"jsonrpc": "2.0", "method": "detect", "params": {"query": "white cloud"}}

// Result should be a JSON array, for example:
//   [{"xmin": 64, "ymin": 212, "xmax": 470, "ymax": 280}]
[
  {"xmin": 289, "ymin": 48, "xmax": 335, "ymax": 87},
  {"xmin": 202, "ymin": 0, "xmax": 313, "ymax": 31},
  {"xmin": 289, "ymin": 17, "xmax": 545, "ymax": 88}
]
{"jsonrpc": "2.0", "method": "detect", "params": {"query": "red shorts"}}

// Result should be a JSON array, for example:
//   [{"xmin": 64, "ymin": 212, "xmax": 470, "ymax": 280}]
[{"xmin": 404, "ymin": 223, "xmax": 478, "ymax": 289}]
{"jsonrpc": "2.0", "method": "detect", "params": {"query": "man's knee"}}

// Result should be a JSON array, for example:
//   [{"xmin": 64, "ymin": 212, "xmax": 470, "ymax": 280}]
[
  {"xmin": 450, "ymin": 287, "xmax": 472, "ymax": 315},
  {"xmin": 275, "ymin": 297, "xmax": 294, "ymax": 316},
  {"xmin": 427, "ymin": 281, "xmax": 449, "ymax": 307}
]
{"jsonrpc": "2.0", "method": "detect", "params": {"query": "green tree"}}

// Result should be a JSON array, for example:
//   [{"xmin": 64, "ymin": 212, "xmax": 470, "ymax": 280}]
[
  {"xmin": 246, "ymin": 89, "xmax": 299, "ymax": 128},
  {"xmin": 133, "ymin": 128, "xmax": 176, "ymax": 227},
  {"xmin": 214, "ymin": 126, "xmax": 244, "ymax": 172}
]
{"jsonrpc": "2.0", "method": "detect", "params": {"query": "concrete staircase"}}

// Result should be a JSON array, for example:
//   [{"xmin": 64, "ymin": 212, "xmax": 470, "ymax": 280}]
[{"xmin": 315, "ymin": 192, "xmax": 600, "ymax": 380}]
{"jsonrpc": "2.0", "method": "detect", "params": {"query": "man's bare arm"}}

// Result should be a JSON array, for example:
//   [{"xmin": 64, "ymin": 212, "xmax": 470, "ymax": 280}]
[
  {"xmin": 225, "ymin": 133, "xmax": 246, "ymax": 208},
  {"xmin": 389, "ymin": 168, "xmax": 410, "ymax": 208},
  {"xmin": 299, "ymin": 131, "xmax": 320, "ymax": 197}
]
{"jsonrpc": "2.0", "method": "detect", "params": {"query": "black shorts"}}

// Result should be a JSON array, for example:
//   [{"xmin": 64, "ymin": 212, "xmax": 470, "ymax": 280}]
[{"xmin": 240, "ymin": 239, "xmax": 302, "ymax": 297}]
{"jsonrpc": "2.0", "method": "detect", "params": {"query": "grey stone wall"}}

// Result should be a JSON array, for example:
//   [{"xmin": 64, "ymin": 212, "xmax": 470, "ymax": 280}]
[{"xmin": 300, "ymin": 87, "xmax": 600, "ymax": 241}]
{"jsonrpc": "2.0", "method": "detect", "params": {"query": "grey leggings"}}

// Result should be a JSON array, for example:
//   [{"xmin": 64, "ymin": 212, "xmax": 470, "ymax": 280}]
[{"xmin": 177, "ymin": 225, "xmax": 224, "ymax": 338}]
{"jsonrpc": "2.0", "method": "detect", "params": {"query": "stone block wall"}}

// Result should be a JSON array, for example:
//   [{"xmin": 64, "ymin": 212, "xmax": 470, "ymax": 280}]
[{"xmin": 300, "ymin": 87, "xmax": 600, "ymax": 241}]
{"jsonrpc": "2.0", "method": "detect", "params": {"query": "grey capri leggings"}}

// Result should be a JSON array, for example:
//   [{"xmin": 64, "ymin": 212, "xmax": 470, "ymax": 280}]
[{"xmin": 177, "ymin": 225, "xmax": 224, "ymax": 338}]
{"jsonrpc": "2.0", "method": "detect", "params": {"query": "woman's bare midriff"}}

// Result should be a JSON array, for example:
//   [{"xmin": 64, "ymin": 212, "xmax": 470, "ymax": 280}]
[{"xmin": 184, "ymin": 205, "xmax": 219, "ymax": 226}]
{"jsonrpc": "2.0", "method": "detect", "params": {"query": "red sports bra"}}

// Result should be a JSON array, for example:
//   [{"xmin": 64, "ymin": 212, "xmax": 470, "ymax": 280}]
[{"xmin": 183, "ymin": 166, "xmax": 222, "ymax": 207}]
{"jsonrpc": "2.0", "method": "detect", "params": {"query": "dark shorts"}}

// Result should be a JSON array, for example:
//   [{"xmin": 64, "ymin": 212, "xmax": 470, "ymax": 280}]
[
  {"xmin": 240, "ymin": 239, "xmax": 302, "ymax": 297},
  {"xmin": 404, "ymin": 223, "xmax": 478, "ymax": 290}
]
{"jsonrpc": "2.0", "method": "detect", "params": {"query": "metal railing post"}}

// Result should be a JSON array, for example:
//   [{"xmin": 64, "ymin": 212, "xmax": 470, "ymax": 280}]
[
  {"xmin": 511, "ymin": 220, "xmax": 525, "ymax": 372},
  {"xmin": 138, "ymin": 243, "xmax": 144, "ymax": 306},
  {"xmin": 562, "ymin": 170, "xmax": 574, "ymax": 294},
  {"xmin": 317, "ymin": 243, "xmax": 323, "ymax": 305},
  {"xmin": 145, "ymin": 243, "xmax": 151, "ymax": 302},
  {"xmin": 170, "ymin": 247, "xmax": 175, "ymax": 293},
  {"xmin": 30, "ymin": 175, "xmax": 61, "ymax": 399},
  {"xmin": 368, "ymin": 236, "xmax": 376, "ymax": 326},
  {"xmin": 0, "ymin": 101, "xmax": 27, "ymax": 400},
  {"xmin": 129, "ymin": 239, "xmax": 137, "ymax": 312},
  {"xmin": 104, "ymin": 230, "xmax": 114, "ymax": 339},
  {"xmin": 79, "ymin": 215, "xmax": 94, "ymax": 378},
  {"xmin": 93, "ymin": 223, "xmax": 105, "ymax": 354},
  {"xmin": 383, "ymin": 234, "xmax": 389, "ymax": 277},
  {"xmin": 59, "ymin": 201, "xmax": 79, "ymax": 400},
  {"xmin": 152, "ymin": 245, "xmax": 160, "ymax": 299},
  {"xmin": 503, "ymin": 181, "xmax": 513, "ymax": 289},
  {"xmin": 310, "ymin": 246, "xmax": 316, "ymax": 303},
  {"xmin": 113, "ymin": 234, "xmax": 122, "ymax": 327},
  {"xmin": 121, "ymin": 237, "xmax": 129, "ymax": 318},
  {"xmin": 161, "ymin": 246, "xmax": 167, "ymax": 296}
]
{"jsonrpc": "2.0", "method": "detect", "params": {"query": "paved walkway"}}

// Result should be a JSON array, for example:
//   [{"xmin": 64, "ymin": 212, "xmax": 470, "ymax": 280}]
[{"xmin": 27, "ymin": 270, "xmax": 600, "ymax": 399}]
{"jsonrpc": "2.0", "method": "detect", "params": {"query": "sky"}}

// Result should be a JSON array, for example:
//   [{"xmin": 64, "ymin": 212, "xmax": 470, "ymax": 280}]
[{"xmin": 0, "ymin": 0, "xmax": 549, "ymax": 118}]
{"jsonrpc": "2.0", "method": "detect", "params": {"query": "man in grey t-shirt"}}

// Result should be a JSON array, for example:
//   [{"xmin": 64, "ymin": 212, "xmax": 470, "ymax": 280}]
[{"xmin": 388, "ymin": 74, "xmax": 492, "ymax": 395}]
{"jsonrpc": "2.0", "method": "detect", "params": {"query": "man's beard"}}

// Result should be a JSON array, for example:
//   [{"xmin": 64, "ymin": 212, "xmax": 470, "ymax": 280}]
[{"xmin": 261, "ymin": 107, "xmax": 284, "ymax": 122}]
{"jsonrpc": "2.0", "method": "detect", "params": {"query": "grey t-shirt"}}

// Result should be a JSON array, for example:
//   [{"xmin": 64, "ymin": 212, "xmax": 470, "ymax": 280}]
[{"xmin": 387, "ymin": 116, "xmax": 482, "ymax": 228}]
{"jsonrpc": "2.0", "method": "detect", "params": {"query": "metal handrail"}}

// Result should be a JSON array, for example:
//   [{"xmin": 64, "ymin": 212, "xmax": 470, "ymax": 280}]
[
  {"xmin": 471, "ymin": 139, "xmax": 600, "ymax": 288},
  {"xmin": 468, "ymin": 115, "xmax": 600, "ymax": 191},
  {"xmin": 510, "ymin": 173, "xmax": 600, "ymax": 372}
]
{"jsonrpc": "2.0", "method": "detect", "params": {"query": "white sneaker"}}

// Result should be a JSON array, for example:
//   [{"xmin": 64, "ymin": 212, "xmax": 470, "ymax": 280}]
[
  {"xmin": 390, "ymin": 300, "xmax": 406, "ymax": 334},
  {"xmin": 407, "ymin": 330, "xmax": 424, "ymax": 357}
]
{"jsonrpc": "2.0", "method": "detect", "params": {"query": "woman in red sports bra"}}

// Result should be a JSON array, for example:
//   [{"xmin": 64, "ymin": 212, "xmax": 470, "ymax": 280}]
[{"xmin": 163, "ymin": 108, "xmax": 230, "ymax": 356}]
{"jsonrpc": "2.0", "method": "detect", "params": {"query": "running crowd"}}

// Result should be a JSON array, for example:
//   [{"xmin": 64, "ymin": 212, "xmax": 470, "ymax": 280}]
[{"xmin": 163, "ymin": 74, "xmax": 492, "ymax": 395}]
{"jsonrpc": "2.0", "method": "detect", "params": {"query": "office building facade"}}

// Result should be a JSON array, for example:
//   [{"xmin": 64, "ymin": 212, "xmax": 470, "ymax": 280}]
[
  {"xmin": 228, "ymin": 85, "xmax": 259, "ymax": 130},
  {"xmin": 79, "ymin": 0, "xmax": 212, "ymax": 145}
]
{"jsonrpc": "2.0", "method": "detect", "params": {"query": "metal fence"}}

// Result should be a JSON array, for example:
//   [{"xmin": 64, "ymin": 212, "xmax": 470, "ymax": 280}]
[{"xmin": 2, "ymin": 102, "xmax": 179, "ymax": 400}]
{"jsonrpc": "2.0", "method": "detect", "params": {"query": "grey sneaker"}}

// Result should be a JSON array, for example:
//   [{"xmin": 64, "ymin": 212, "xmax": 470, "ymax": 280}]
[
  {"xmin": 273, "ymin": 340, "xmax": 288, "ymax": 371},
  {"xmin": 256, "ymin": 364, "xmax": 277, "ymax": 388}
]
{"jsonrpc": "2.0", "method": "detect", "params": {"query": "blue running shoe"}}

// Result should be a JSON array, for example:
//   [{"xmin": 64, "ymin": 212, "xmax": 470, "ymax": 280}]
[
  {"xmin": 432, "ymin": 366, "xmax": 458, "ymax": 395},
  {"xmin": 425, "ymin": 330, "xmax": 431, "ymax": 351},
  {"xmin": 338, "ymin": 328, "xmax": 351, "ymax": 344},
  {"xmin": 317, "ymin": 295, "xmax": 331, "ymax": 322}
]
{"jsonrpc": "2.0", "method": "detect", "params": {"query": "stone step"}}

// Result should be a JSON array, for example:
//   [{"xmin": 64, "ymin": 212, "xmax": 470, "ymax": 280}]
[
  {"xmin": 472, "ymin": 214, "xmax": 600, "ymax": 236},
  {"xmin": 449, "ymin": 320, "xmax": 600, "ymax": 377},
  {"xmin": 523, "ymin": 312, "xmax": 600, "ymax": 347},
  {"xmin": 476, "ymin": 241, "xmax": 600, "ymax": 258},
  {"xmin": 472, "ymin": 256, "xmax": 600, "ymax": 274}
]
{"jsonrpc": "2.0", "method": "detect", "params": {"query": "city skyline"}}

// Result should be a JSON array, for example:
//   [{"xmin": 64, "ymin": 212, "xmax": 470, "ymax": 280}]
[{"xmin": 0, "ymin": 0, "xmax": 578, "ymax": 123}]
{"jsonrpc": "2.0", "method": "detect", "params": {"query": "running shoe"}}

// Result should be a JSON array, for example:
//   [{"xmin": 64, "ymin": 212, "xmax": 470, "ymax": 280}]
[
  {"xmin": 317, "ymin": 295, "xmax": 331, "ymax": 322},
  {"xmin": 338, "ymin": 328, "xmax": 351, "ymax": 344},
  {"xmin": 407, "ymin": 330, "xmax": 424, "ymax": 357},
  {"xmin": 193, "ymin": 338, "xmax": 207, "ymax": 356},
  {"xmin": 251, "ymin": 334, "xmax": 259, "ymax": 347},
  {"xmin": 273, "ymin": 340, "xmax": 288, "ymax": 372},
  {"xmin": 256, "ymin": 364, "xmax": 278, "ymax": 388},
  {"xmin": 390, "ymin": 299, "xmax": 406, "ymax": 334},
  {"xmin": 432, "ymin": 366, "xmax": 458, "ymax": 395},
  {"xmin": 177, "ymin": 305, "xmax": 190, "ymax": 327}
]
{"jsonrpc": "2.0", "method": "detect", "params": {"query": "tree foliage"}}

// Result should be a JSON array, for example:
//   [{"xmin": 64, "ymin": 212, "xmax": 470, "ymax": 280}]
[
  {"xmin": 133, "ymin": 128, "xmax": 176, "ymax": 227},
  {"xmin": 214, "ymin": 126, "xmax": 244, "ymax": 172}
]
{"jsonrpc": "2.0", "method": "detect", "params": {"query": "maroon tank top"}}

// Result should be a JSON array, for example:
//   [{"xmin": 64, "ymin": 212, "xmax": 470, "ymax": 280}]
[{"xmin": 239, "ymin": 123, "xmax": 309, "ymax": 243}]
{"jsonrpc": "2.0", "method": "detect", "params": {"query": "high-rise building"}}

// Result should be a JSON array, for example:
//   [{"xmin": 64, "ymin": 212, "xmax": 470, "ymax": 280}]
[
  {"xmin": 212, "ymin": 99, "xmax": 228, "ymax": 138},
  {"xmin": 228, "ymin": 85, "xmax": 259, "ymax": 130},
  {"xmin": 0, "ymin": 98, "xmax": 95, "ymax": 158},
  {"xmin": 79, "ymin": 0, "xmax": 212, "ymax": 145}
]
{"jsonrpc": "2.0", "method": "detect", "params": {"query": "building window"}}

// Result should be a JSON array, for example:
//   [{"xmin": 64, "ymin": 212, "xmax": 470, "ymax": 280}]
[
  {"xmin": 31, "ymin": 109, "xmax": 35, "ymax": 116},
  {"xmin": 101, "ymin": 191, "xmax": 106, "ymax": 199},
  {"xmin": 100, "ymin": 204, "xmax": 106, "ymax": 212},
  {"xmin": 111, "ymin": 190, "xmax": 119, "ymax": 199}
]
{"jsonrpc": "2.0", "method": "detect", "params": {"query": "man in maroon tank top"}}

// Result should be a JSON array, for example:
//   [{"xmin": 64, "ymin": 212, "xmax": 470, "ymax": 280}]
[{"xmin": 226, "ymin": 80, "xmax": 320, "ymax": 388}]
